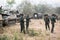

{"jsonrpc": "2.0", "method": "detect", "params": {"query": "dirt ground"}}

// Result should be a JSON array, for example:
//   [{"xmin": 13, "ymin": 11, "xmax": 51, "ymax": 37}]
[{"xmin": 0, "ymin": 19, "xmax": 60, "ymax": 40}]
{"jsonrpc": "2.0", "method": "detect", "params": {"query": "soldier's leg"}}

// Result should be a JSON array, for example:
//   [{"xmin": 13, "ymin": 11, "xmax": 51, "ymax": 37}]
[
  {"xmin": 51, "ymin": 23, "xmax": 54, "ymax": 33},
  {"xmin": 22, "ymin": 24, "xmax": 25, "ymax": 34},
  {"xmin": 20, "ymin": 23, "xmax": 23, "ymax": 32},
  {"xmin": 48, "ymin": 24, "xmax": 50, "ymax": 30},
  {"xmin": 23, "ymin": 27, "xmax": 25, "ymax": 34},
  {"xmin": 45, "ymin": 23, "xmax": 47, "ymax": 30},
  {"xmin": 26, "ymin": 23, "xmax": 28, "ymax": 31},
  {"xmin": 26, "ymin": 22, "xmax": 29, "ymax": 33}
]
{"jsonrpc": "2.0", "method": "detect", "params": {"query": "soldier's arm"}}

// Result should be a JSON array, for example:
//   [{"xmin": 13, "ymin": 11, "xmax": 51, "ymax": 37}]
[
  {"xmin": 29, "ymin": 18, "xmax": 31, "ymax": 22},
  {"xmin": 49, "ymin": 19, "xmax": 50, "ymax": 23},
  {"xmin": 48, "ymin": 17, "xmax": 50, "ymax": 23}
]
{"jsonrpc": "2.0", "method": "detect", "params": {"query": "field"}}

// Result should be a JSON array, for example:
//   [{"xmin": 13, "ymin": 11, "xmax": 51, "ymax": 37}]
[{"xmin": 0, "ymin": 19, "xmax": 60, "ymax": 40}]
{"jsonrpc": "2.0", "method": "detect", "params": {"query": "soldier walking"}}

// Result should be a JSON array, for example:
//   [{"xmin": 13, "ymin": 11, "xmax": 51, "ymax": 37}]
[
  {"xmin": 26, "ymin": 14, "xmax": 30, "ymax": 33},
  {"xmin": 44, "ymin": 14, "xmax": 50, "ymax": 30},
  {"xmin": 20, "ymin": 14, "xmax": 25, "ymax": 34},
  {"xmin": 51, "ymin": 14, "xmax": 56, "ymax": 33}
]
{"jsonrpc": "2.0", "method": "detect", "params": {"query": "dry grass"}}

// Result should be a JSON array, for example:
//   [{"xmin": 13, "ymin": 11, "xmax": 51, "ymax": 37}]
[{"xmin": 0, "ymin": 19, "xmax": 60, "ymax": 40}]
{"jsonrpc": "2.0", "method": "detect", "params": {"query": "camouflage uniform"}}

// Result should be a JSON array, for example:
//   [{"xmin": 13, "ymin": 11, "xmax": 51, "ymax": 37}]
[
  {"xmin": 26, "ymin": 15, "xmax": 30, "ymax": 33},
  {"xmin": 51, "ymin": 16, "xmax": 56, "ymax": 33},
  {"xmin": 20, "ymin": 16, "xmax": 25, "ymax": 34},
  {"xmin": 44, "ymin": 15, "xmax": 50, "ymax": 30}
]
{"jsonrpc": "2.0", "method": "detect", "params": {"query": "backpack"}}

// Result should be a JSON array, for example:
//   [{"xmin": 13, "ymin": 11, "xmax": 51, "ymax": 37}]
[{"xmin": 51, "ymin": 16, "xmax": 56, "ymax": 23}]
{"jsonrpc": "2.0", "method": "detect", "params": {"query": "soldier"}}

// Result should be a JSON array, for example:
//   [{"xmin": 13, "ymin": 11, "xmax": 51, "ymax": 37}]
[
  {"xmin": 51, "ymin": 14, "xmax": 56, "ymax": 33},
  {"xmin": 44, "ymin": 14, "xmax": 50, "ymax": 30},
  {"xmin": 20, "ymin": 14, "xmax": 25, "ymax": 34},
  {"xmin": 26, "ymin": 14, "xmax": 30, "ymax": 33}
]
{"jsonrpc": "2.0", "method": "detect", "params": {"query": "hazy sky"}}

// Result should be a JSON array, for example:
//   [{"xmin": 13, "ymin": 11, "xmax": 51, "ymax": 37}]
[{"xmin": 0, "ymin": 0, "xmax": 60, "ymax": 9}]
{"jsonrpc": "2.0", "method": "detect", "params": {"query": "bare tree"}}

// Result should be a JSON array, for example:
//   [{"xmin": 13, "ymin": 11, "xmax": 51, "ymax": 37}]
[{"xmin": 17, "ymin": 0, "xmax": 34, "ymax": 17}]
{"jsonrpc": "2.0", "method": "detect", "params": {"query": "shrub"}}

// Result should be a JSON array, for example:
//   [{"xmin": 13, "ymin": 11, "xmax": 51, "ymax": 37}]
[
  {"xmin": 28, "ymin": 29, "xmax": 39, "ymax": 36},
  {"xmin": 0, "ymin": 35, "xmax": 10, "ymax": 40}
]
